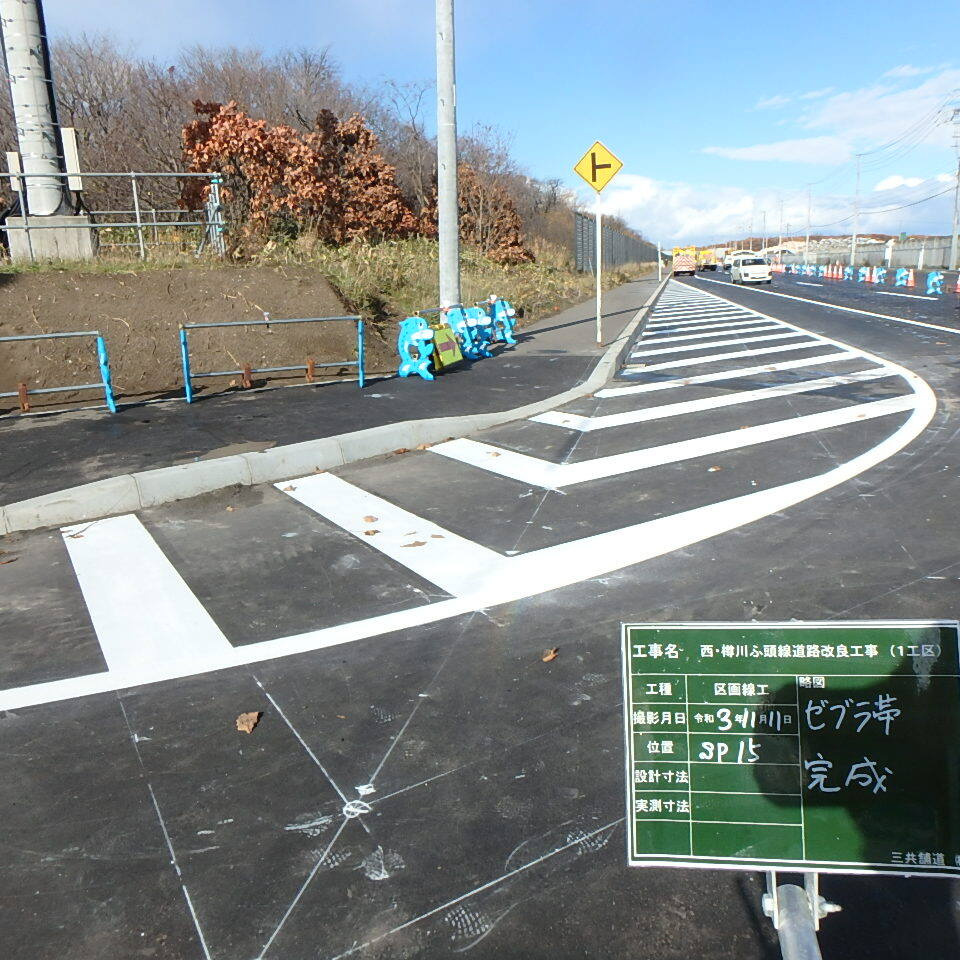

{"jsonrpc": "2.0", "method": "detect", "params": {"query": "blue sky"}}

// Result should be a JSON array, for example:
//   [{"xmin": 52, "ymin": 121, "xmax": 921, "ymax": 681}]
[{"xmin": 44, "ymin": 0, "xmax": 960, "ymax": 244}]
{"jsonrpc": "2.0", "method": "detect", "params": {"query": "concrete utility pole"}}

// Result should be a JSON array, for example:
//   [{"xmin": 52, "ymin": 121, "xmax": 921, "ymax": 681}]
[
  {"xmin": 760, "ymin": 210, "xmax": 766, "ymax": 255},
  {"xmin": 435, "ymin": 0, "xmax": 461, "ymax": 308},
  {"xmin": 804, "ymin": 187, "xmax": 811, "ymax": 266},
  {"xmin": 949, "ymin": 110, "xmax": 960, "ymax": 271},
  {"xmin": 849, "ymin": 154, "xmax": 861, "ymax": 267},
  {"xmin": 0, "ymin": 0, "xmax": 63, "ymax": 215},
  {"xmin": 0, "ymin": 0, "xmax": 93, "ymax": 260},
  {"xmin": 777, "ymin": 199, "xmax": 784, "ymax": 262}
]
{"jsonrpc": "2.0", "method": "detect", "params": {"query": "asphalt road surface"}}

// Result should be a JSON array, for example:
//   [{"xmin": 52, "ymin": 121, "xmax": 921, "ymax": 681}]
[{"xmin": 3, "ymin": 277, "xmax": 960, "ymax": 959}]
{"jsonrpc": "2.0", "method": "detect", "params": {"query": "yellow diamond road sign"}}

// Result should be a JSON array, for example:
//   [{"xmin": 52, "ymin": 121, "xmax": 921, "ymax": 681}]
[{"xmin": 574, "ymin": 141, "xmax": 623, "ymax": 193}]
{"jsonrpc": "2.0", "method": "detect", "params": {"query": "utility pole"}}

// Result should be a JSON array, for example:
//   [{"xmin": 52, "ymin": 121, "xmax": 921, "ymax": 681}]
[
  {"xmin": 778, "ymin": 198, "xmax": 784, "ymax": 263},
  {"xmin": 949, "ymin": 109, "xmax": 960, "ymax": 271},
  {"xmin": 0, "ymin": 0, "xmax": 65, "ymax": 216},
  {"xmin": 760, "ymin": 209, "xmax": 767, "ymax": 256},
  {"xmin": 435, "ymin": 0, "xmax": 461, "ymax": 308},
  {"xmin": 849, "ymin": 154, "xmax": 861, "ymax": 267},
  {"xmin": 804, "ymin": 187, "xmax": 811, "ymax": 266}
]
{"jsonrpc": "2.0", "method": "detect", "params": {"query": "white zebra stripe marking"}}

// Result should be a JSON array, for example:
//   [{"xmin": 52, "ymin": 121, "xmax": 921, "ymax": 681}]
[
  {"xmin": 531, "ymin": 368, "xmax": 897, "ymax": 432},
  {"xmin": 432, "ymin": 395, "xmax": 915, "ymax": 489},
  {"xmin": 636, "ymin": 324, "xmax": 781, "ymax": 345},
  {"xmin": 61, "ymin": 514, "xmax": 233, "ymax": 678},
  {"xmin": 623, "ymin": 339, "xmax": 826, "ymax": 373},
  {"xmin": 597, "ymin": 352, "xmax": 857, "ymax": 398},
  {"xmin": 631, "ymin": 331, "xmax": 805, "ymax": 358},
  {"xmin": 278, "ymin": 473, "xmax": 506, "ymax": 597}
]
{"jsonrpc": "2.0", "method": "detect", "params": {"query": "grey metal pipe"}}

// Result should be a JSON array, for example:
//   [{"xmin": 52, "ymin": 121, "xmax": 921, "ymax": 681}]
[
  {"xmin": 776, "ymin": 885, "xmax": 823, "ymax": 960},
  {"xmin": 0, "ymin": 0, "xmax": 65, "ymax": 215}
]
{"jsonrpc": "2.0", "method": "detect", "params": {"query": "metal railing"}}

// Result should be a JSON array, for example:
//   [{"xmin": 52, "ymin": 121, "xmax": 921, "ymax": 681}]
[
  {"xmin": 1, "ymin": 170, "xmax": 226, "ymax": 260},
  {"xmin": 179, "ymin": 313, "xmax": 365, "ymax": 403},
  {"xmin": 574, "ymin": 210, "xmax": 658, "ymax": 272},
  {"xmin": 0, "ymin": 329, "xmax": 117, "ymax": 413}
]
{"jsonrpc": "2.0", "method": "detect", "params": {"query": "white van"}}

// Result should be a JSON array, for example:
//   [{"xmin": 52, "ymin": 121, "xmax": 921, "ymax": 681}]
[{"xmin": 731, "ymin": 256, "xmax": 772, "ymax": 285}]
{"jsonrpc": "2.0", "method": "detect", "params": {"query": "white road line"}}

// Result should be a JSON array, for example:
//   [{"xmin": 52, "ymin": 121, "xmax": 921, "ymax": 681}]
[
  {"xmin": 597, "ymin": 352, "xmax": 856, "ymax": 398},
  {"xmin": 637, "ymin": 324, "xmax": 781, "ymax": 345},
  {"xmin": 631, "ymin": 331, "xmax": 804, "ymax": 358},
  {"xmin": 531, "ymin": 368, "xmax": 898, "ymax": 432},
  {"xmin": 278, "ymin": 473, "xmax": 507, "ymax": 597},
  {"xmin": 61, "ymin": 514, "xmax": 233, "ymax": 678},
  {"xmin": 432, "ymin": 395, "xmax": 915, "ymax": 489},
  {"xmin": 877, "ymin": 291, "xmax": 938, "ymax": 301},
  {"xmin": 624, "ymin": 339, "xmax": 825, "ymax": 373},
  {"xmin": 646, "ymin": 318, "xmax": 761, "ymax": 332},
  {"xmin": 650, "ymin": 309, "xmax": 748, "ymax": 320},
  {"xmin": 796, "ymin": 282, "xmax": 823, "ymax": 287},
  {"xmin": 691, "ymin": 276, "xmax": 960, "ymax": 337}
]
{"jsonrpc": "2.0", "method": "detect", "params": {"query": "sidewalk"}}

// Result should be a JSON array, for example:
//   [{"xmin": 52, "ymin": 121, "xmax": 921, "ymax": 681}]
[{"xmin": 1, "ymin": 278, "xmax": 658, "ymax": 507}]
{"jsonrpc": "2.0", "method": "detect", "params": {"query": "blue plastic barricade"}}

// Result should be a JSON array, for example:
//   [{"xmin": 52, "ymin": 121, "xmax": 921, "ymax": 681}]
[
  {"xmin": 926, "ymin": 271, "xmax": 945, "ymax": 295},
  {"xmin": 397, "ymin": 316, "xmax": 436, "ymax": 380},
  {"xmin": 816, "ymin": 265, "xmax": 827, "ymax": 278},
  {"xmin": 874, "ymin": 266, "xmax": 887, "ymax": 285},
  {"xmin": 894, "ymin": 268, "xmax": 910, "ymax": 287},
  {"xmin": 486, "ymin": 296, "xmax": 519, "ymax": 345},
  {"xmin": 857, "ymin": 266, "xmax": 870, "ymax": 283},
  {"xmin": 0, "ymin": 329, "xmax": 118, "ymax": 414}
]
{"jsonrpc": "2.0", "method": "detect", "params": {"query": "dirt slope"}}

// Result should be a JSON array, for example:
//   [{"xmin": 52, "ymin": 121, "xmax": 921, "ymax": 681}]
[{"xmin": 0, "ymin": 265, "xmax": 395, "ymax": 411}]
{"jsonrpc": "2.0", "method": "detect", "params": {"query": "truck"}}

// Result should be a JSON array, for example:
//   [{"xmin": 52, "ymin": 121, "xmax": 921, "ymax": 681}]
[
  {"xmin": 672, "ymin": 246, "xmax": 696, "ymax": 276},
  {"xmin": 696, "ymin": 249, "xmax": 718, "ymax": 271}
]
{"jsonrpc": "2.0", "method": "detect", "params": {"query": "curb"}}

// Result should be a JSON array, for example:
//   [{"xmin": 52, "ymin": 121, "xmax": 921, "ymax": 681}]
[{"xmin": 0, "ymin": 277, "xmax": 668, "ymax": 535}]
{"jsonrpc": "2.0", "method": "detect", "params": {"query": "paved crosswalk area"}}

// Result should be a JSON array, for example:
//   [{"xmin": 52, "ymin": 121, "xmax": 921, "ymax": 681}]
[{"xmin": 0, "ymin": 280, "xmax": 939, "ymax": 959}]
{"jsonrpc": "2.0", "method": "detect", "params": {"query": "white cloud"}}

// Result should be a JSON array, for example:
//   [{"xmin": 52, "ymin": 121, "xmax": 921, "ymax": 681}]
[
  {"xmin": 590, "ymin": 173, "xmax": 954, "ymax": 247},
  {"xmin": 703, "ymin": 136, "xmax": 852, "ymax": 164},
  {"xmin": 797, "ymin": 68, "xmax": 960, "ymax": 146},
  {"xmin": 755, "ymin": 95, "xmax": 791, "ymax": 110},
  {"xmin": 874, "ymin": 175, "xmax": 924, "ymax": 191},
  {"xmin": 701, "ymin": 67, "xmax": 959, "ymax": 171},
  {"xmin": 883, "ymin": 65, "xmax": 935, "ymax": 79}
]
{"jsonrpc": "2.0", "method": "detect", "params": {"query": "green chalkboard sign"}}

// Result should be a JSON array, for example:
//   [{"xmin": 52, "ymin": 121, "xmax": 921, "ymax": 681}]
[{"xmin": 621, "ymin": 621, "xmax": 960, "ymax": 877}]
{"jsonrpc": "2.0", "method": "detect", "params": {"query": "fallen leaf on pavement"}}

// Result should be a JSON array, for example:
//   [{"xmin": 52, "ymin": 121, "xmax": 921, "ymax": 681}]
[
  {"xmin": 415, "ymin": 443, "xmax": 430, "ymax": 450},
  {"xmin": 401, "ymin": 541, "xmax": 427, "ymax": 548},
  {"xmin": 0, "ymin": 557, "xmax": 18, "ymax": 565},
  {"xmin": 363, "ymin": 515, "xmax": 378, "ymax": 523},
  {"xmin": 226, "ymin": 506, "xmax": 234, "ymax": 512},
  {"xmin": 542, "ymin": 648, "xmax": 559, "ymax": 663},
  {"xmin": 488, "ymin": 451, "xmax": 501, "ymax": 457},
  {"xmin": 363, "ymin": 529, "xmax": 380, "ymax": 536},
  {"xmin": 67, "ymin": 532, "xmax": 84, "ymax": 539},
  {"xmin": 282, "ymin": 485, "xmax": 296, "ymax": 491},
  {"xmin": 707, "ymin": 466, "xmax": 722, "ymax": 473},
  {"xmin": 431, "ymin": 534, "xmax": 444, "ymax": 539},
  {"xmin": 393, "ymin": 448, "xmax": 409, "ymax": 455},
  {"xmin": 236, "ymin": 711, "xmax": 262, "ymax": 734}
]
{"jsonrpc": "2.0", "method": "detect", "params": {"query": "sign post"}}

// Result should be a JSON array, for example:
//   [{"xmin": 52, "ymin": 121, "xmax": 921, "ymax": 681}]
[
  {"xmin": 622, "ymin": 620, "xmax": 960, "ymax": 953},
  {"xmin": 574, "ymin": 141, "xmax": 623, "ymax": 346}
]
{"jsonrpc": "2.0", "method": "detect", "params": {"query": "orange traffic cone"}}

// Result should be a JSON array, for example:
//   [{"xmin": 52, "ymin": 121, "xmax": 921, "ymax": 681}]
[{"xmin": 906, "ymin": 269, "xmax": 916, "ymax": 288}]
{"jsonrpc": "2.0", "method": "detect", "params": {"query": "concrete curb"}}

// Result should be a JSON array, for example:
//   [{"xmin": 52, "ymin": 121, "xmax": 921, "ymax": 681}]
[{"xmin": 1, "ymin": 277, "xmax": 668, "ymax": 535}]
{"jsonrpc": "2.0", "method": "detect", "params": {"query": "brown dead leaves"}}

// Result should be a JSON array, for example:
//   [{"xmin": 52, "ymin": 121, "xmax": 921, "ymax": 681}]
[{"xmin": 236, "ymin": 711, "xmax": 263, "ymax": 734}]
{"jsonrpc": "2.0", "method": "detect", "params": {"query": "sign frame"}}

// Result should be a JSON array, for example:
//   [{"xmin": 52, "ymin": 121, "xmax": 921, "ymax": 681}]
[
  {"xmin": 573, "ymin": 140, "xmax": 623, "ymax": 346},
  {"xmin": 621, "ymin": 619, "xmax": 960, "ymax": 879}
]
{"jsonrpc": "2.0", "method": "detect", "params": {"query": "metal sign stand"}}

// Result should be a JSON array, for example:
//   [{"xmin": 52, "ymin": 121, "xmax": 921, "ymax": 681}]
[{"xmin": 762, "ymin": 872, "xmax": 841, "ymax": 960}]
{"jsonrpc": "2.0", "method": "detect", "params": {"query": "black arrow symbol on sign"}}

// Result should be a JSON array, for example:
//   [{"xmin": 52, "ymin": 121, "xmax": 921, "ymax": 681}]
[{"xmin": 591, "ymin": 152, "xmax": 612, "ymax": 181}]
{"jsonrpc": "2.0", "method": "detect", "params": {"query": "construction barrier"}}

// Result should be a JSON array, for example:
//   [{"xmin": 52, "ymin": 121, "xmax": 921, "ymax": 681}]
[
  {"xmin": 178, "ymin": 313, "xmax": 364, "ymax": 403},
  {"xmin": 396, "ymin": 297, "xmax": 519, "ymax": 382},
  {"xmin": 0, "ymin": 329, "xmax": 117, "ymax": 414}
]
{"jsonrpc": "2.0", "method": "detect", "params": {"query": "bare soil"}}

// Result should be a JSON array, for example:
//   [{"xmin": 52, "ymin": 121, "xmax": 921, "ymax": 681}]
[{"xmin": 0, "ymin": 265, "xmax": 397, "ymax": 413}]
